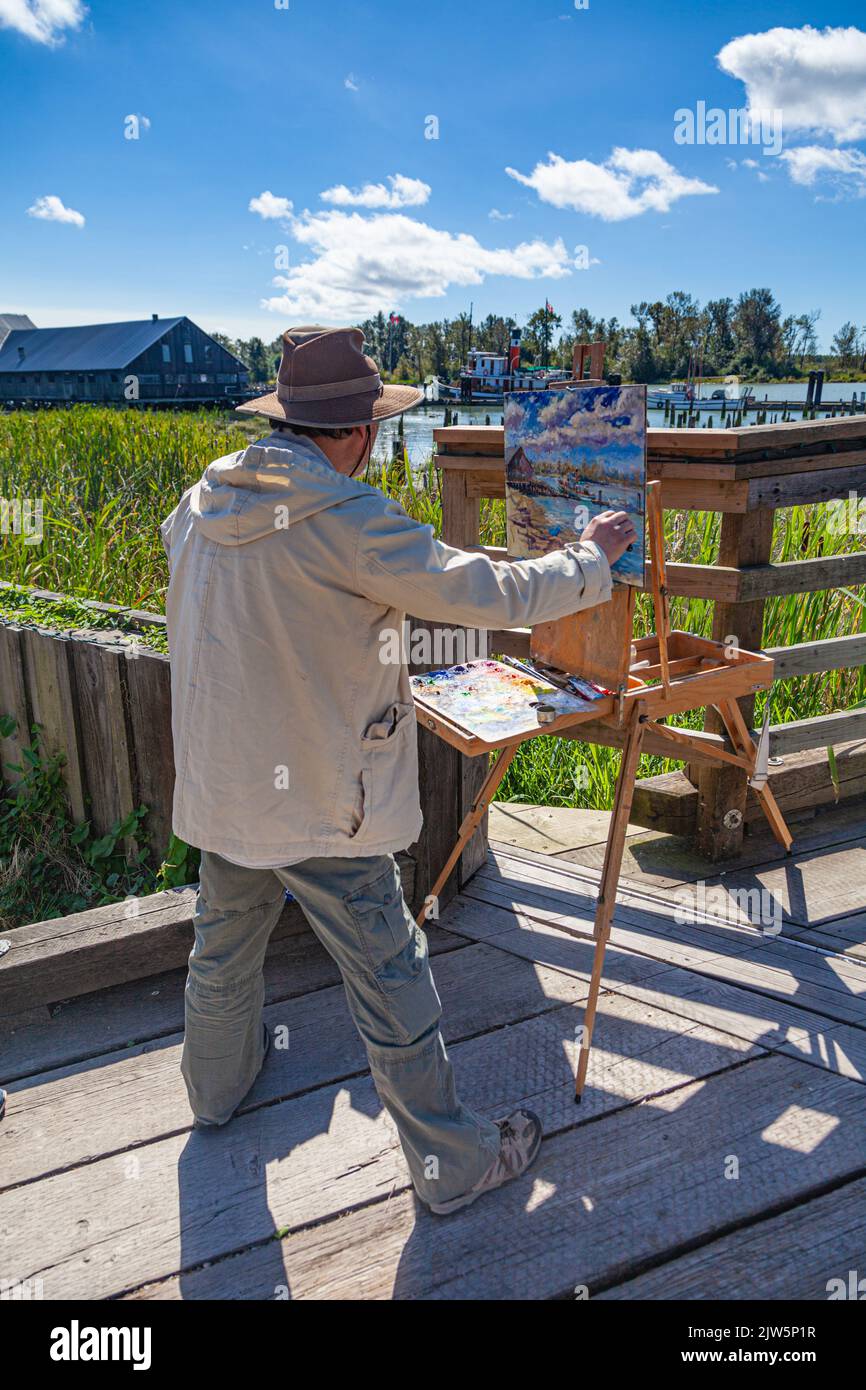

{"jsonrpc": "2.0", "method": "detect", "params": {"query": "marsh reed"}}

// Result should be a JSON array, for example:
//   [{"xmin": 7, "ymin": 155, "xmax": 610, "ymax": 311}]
[{"xmin": 0, "ymin": 406, "xmax": 863, "ymax": 807}]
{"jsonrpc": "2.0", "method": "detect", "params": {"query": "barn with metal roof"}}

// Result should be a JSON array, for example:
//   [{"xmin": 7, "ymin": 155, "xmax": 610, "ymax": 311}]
[{"xmin": 0, "ymin": 315, "xmax": 249, "ymax": 406}]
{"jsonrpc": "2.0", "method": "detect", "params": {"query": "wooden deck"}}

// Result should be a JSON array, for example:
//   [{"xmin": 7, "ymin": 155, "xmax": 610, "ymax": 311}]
[{"xmin": 2, "ymin": 802, "xmax": 866, "ymax": 1301}]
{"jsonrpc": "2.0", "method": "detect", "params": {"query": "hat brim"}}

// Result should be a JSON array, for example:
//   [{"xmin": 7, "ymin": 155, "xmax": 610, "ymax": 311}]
[{"xmin": 236, "ymin": 382, "xmax": 423, "ymax": 427}]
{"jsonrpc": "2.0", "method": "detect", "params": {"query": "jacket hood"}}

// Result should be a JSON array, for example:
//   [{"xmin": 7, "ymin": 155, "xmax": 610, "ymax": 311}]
[{"xmin": 187, "ymin": 430, "xmax": 378, "ymax": 545}]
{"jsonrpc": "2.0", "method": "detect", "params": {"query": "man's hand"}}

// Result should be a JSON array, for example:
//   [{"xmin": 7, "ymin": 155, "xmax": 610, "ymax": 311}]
[{"xmin": 580, "ymin": 510, "xmax": 638, "ymax": 567}]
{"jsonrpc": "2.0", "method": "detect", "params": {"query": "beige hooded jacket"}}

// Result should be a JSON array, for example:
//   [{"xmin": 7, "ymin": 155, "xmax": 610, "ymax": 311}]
[{"xmin": 160, "ymin": 430, "xmax": 611, "ymax": 868}]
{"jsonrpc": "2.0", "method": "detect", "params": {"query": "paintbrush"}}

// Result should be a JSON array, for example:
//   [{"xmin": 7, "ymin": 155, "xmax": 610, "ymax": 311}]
[
  {"xmin": 500, "ymin": 654, "xmax": 572, "ymax": 691},
  {"xmin": 500, "ymin": 654, "xmax": 611, "ymax": 699}
]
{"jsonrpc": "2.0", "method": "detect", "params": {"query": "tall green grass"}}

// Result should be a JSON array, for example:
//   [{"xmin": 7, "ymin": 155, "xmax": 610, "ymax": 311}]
[{"xmin": 0, "ymin": 406, "xmax": 863, "ymax": 808}]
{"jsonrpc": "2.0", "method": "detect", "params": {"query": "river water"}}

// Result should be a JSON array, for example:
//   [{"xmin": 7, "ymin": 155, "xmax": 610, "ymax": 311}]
[{"xmin": 373, "ymin": 381, "xmax": 866, "ymax": 468}]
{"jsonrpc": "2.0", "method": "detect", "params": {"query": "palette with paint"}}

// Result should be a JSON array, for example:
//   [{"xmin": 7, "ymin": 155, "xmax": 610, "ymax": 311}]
[{"xmin": 411, "ymin": 658, "xmax": 642, "ymax": 754}]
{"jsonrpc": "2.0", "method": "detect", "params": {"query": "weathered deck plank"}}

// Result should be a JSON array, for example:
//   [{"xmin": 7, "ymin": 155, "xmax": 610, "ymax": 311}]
[
  {"xmin": 440, "ymin": 897, "xmax": 866, "ymax": 1082},
  {"xmin": 127, "ymin": 1055, "xmax": 866, "ymax": 1301},
  {"xmin": 1, "ymin": 939, "xmax": 589, "ymax": 1189},
  {"xmin": 466, "ymin": 852, "xmax": 866, "ymax": 1028},
  {"xmin": 4, "ymin": 811, "xmax": 866, "ymax": 1303},
  {"xmin": 491, "ymin": 840, "xmax": 866, "ymax": 957},
  {"xmin": 0, "ymin": 988, "xmax": 766, "ymax": 1299},
  {"xmin": 538, "ymin": 798, "xmax": 866, "ymax": 893},
  {"xmin": 0, "ymin": 922, "xmax": 464, "ymax": 1084},
  {"xmin": 597, "ymin": 1174, "xmax": 866, "ymax": 1300}
]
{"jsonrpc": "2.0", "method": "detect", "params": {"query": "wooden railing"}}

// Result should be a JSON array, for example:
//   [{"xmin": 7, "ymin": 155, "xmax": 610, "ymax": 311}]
[{"xmin": 434, "ymin": 415, "xmax": 866, "ymax": 860}]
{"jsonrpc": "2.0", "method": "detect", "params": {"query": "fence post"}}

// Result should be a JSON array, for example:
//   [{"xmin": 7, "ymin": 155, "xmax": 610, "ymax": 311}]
[
  {"xmin": 693, "ymin": 508, "xmax": 775, "ymax": 859},
  {"xmin": 404, "ymin": 465, "xmax": 491, "ymax": 913}
]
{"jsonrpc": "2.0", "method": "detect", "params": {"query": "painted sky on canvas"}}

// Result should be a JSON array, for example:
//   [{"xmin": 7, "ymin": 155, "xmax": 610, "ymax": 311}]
[{"xmin": 505, "ymin": 385, "xmax": 646, "ymax": 585}]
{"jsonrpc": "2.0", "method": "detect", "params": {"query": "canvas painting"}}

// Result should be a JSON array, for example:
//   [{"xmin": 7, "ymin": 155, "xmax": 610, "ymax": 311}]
[{"xmin": 504, "ymin": 384, "xmax": 647, "ymax": 587}]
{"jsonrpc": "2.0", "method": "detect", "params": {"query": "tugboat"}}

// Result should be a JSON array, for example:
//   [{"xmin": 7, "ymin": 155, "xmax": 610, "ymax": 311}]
[{"xmin": 456, "ymin": 330, "xmax": 571, "ymax": 403}]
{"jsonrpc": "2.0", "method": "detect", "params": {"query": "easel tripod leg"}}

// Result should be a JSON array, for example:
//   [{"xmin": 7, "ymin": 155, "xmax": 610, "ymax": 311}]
[
  {"xmin": 715, "ymin": 700, "xmax": 793, "ymax": 854},
  {"xmin": 416, "ymin": 741, "xmax": 519, "ymax": 928},
  {"xmin": 574, "ymin": 702, "xmax": 646, "ymax": 1102}
]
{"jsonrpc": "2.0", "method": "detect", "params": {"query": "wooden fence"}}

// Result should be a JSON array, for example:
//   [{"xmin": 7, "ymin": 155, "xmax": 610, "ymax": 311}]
[
  {"xmin": 435, "ymin": 414, "xmax": 866, "ymax": 859},
  {"xmin": 0, "ymin": 598, "xmax": 175, "ymax": 866}
]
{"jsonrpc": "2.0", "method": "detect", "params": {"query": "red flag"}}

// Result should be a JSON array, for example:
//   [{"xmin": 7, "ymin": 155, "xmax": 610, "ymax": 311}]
[{"xmin": 545, "ymin": 300, "xmax": 554, "ymax": 315}]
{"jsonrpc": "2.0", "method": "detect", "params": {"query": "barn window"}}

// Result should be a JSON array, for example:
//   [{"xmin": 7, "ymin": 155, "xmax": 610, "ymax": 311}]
[
  {"xmin": 184, "ymin": 344, "xmax": 193, "ymax": 364},
  {"xmin": 162, "ymin": 344, "xmax": 171, "ymax": 363}
]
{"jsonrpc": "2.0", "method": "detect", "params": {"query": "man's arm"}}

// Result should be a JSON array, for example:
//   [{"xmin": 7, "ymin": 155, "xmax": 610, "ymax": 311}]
[{"xmin": 353, "ymin": 495, "xmax": 619, "ymax": 629}]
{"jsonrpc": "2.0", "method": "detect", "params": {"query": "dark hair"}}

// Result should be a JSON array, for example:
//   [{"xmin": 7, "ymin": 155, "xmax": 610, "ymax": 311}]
[{"xmin": 275, "ymin": 422, "xmax": 357, "ymax": 441}]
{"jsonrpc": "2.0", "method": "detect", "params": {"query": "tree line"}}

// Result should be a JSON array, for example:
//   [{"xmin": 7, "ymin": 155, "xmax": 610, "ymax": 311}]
[{"xmin": 213, "ymin": 290, "xmax": 866, "ymax": 388}]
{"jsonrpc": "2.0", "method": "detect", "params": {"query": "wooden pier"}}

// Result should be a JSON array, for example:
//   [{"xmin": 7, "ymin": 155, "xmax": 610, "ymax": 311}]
[{"xmin": 1, "ymin": 799, "xmax": 864, "ymax": 1300}]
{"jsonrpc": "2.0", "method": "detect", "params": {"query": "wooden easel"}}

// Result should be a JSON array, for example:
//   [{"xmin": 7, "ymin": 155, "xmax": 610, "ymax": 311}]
[{"xmin": 413, "ymin": 480, "xmax": 794, "ymax": 1102}]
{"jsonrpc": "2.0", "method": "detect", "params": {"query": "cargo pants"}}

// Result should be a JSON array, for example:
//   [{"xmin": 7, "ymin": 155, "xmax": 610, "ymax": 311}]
[{"xmin": 182, "ymin": 851, "xmax": 501, "ymax": 1207}]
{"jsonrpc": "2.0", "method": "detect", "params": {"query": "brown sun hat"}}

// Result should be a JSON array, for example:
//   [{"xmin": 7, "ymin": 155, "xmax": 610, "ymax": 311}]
[{"xmin": 236, "ymin": 325, "xmax": 423, "ymax": 427}]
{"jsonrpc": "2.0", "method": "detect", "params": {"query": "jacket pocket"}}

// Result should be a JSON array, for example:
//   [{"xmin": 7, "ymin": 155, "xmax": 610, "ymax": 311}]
[{"xmin": 349, "ymin": 702, "xmax": 418, "ymax": 842}]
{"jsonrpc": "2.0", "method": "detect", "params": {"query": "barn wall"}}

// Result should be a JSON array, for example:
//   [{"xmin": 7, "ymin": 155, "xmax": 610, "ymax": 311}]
[
  {"xmin": 126, "ymin": 317, "xmax": 248, "ymax": 401},
  {"xmin": 0, "ymin": 316, "xmax": 249, "ymax": 405}
]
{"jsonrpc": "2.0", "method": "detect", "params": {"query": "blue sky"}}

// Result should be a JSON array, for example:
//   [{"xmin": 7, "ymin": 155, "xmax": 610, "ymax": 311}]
[{"xmin": 1, "ymin": 1, "xmax": 864, "ymax": 348}]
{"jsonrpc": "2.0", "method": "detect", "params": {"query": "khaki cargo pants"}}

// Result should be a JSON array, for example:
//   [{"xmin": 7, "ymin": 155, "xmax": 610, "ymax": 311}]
[{"xmin": 182, "ymin": 851, "xmax": 501, "ymax": 1207}]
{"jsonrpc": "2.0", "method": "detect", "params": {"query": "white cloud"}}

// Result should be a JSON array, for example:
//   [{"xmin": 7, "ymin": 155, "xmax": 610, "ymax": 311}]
[
  {"xmin": 726, "ymin": 157, "xmax": 771, "ymax": 181},
  {"xmin": 26, "ymin": 194, "xmax": 84, "ymax": 227},
  {"xmin": 248, "ymin": 190, "xmax": 294, "ymax": 221},
  {"xmin": 717, "ymin": 26, "xmax": 866, "ymax": 142},
  {"xmin": 261, "ymin": 208, "xmax": 572, "ymax": 320},
  {"xmin": 320, "ymin": 174, "xmax": 431, "ymax": 209},
  {"xmin": 488, "ymin": 207, "xmax": 514, "ymax": 221},
  {"xmin": 781, "ymin": 145, "xmax": 866, "ymax": 197},
  {"xmin": 505, "ymin": 148, "xmax": 717, "ymax": 221},
  {"xmin": 344, "ymin": 73, "xmax": 359, "ymax": 91},
  {"xmin": 0, "ymin": 0, "xmax": 85, "ymax": 44}
]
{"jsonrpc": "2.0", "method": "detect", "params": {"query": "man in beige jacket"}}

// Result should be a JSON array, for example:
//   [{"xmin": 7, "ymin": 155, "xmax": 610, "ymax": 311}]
[{"xmin": 161, "ymin": 326, "xmax": 636, "ymax": 1214}]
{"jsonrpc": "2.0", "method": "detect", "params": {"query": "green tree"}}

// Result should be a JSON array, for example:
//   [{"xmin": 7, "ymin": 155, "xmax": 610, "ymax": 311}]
[
  {"xmin": 524, "ymin": 304, "xmax": 562, "ymax": 367},
  {"xmin": 235, "ymin": 337, "xmax": 274, "ymax": 383},
  {"xmin": 793, "ymin": 310, "xmax": 821, "ymax": 369},
  {"xmin": 732, "ymin": 288, "xmax": 783, "ymax": 373},
  {"xmin": 832, "ymin": 321, "xmax": 859, "ymax": 369},
  {"xmin": 474, "ymin": 314, "xmax": 517, "ymax": 355},
  {"xmin": 620, "ymin": 324, "xmax": 657, "ymax": 382},
  {"xmin": 703, "ymin": 298, "xmax": 735, "ymax": 373}
]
